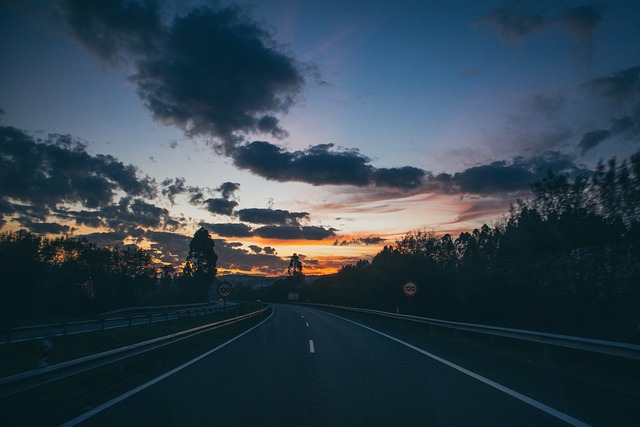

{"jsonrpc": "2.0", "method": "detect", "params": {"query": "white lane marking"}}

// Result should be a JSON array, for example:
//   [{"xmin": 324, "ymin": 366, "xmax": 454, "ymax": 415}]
[
  {"xmin": 325, "ymin": 312, "xmax": 591, "ymax": 427},
  {"xmin": 309, "ymin": 339, "xmax": 315, "ymax": 353},
  {"xmin": 59, "ymin": 309, "xmax": 274, "ymax": 427},
  {"xmin": 306, "ymin": 322, "xmax": 309, "ymax": 327}
]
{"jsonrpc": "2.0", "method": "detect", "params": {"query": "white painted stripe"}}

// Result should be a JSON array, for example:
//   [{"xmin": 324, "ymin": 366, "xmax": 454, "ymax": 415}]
[
  {"xmin": 306, "ymin": 322, "xmax": 309, "ymax": 327},
  {"xmin": 59, "ymin": 310, "xmax": 274, "ymax": 427},
  {"xmin": 309, "ymin": 339, "xmax": 315, "ymax": 353},
  {"xmin": 326, "ymin": 312, "xmax": 591, "ymax": 427}
]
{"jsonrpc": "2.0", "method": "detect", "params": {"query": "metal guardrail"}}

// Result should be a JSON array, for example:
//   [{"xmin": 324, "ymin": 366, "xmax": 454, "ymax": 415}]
[
  {"xmin": 0, "ymin": 306, "xmax": 270, "ymax": 398},
  {"xmin": 1, "ymin": 303, "xmax": 238, "ymax": 344},
  {"xmin": 309, "ymin": 304, "xmax": 640, "ymax": 361}
]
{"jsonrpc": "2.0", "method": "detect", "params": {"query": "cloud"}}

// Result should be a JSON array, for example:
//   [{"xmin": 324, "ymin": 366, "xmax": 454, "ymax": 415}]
[
  {"xmin": 17, "ymin": 221, "xmax": 74, "ymax": 235},
  {"xmin": 0, "ymin": 126, "xmax": 160, "ymax": 230},
  {"xmin": 253, "ymin": 225, "xmax": 336, "ymax": 240},
  {"xmin": 204, "ymin": 198, "xmax": 238, "ymax": 216},
  {"xmin": 216, "ymin": 182, "xmax": 240, "ymax": 200},
  {"xmin": 204, "ymin": 220, "xmax": 335, "ymax": 240},
  {"xmin": 58, "ymin": 0, "xmax": 305, "ymax": 144},
  {"xmin": 610, "ymin": 103, "xmax": 640, "ymax": 139},
  {"xmin": 579, "ymin": 129, "xmax": 611, "ymax": 154},
  {"xmin": 555, "ymin": 7, "xmax": 602, "ymax": 56},
  {"xmin": 478, "ymin": 4, "xmax": 601, "ymax": 57},
  {"xmin": 428, "ymin": 152, "xmax": 587, "ymax": 195},
  {"xmin": 477, "ymin": 5, "xmax": 545, "ymax": 41},
  {"xmin": 578, "ymin": 66, "xmax": 640, "ymax": 150},
  {"xmin": 102, "ymin": 197, "xmax": 173, "ymax": 229},
  {"xmin": 582, "ymin": 65, "xmax": 640, "ymax": 105},
  {"xmin": 204, "ymin": 222, "xmax": 253, "ymax": 238},
  {"xmin": 237, "ymin": 208, "xmax": 309, "ymax": 225},
  {"xmin": 333, "ymin": 236, "xmax": 385, "ymax": 246},
  {"xmin": 232, "ymin": 141, "xmax": 425, "ymax": 189}
]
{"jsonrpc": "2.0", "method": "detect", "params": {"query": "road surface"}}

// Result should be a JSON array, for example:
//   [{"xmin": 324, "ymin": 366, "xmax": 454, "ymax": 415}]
[{"xmin": 60, "ymin": 304, "xmax": 637, "ymax": 426}]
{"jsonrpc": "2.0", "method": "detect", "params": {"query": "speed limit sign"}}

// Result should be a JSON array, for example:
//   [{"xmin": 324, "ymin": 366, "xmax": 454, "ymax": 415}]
[
  {"xmin": 217, "ymin": 282, "xmax": 233, "ymax": 299},
  {"xmin": 402, "ymin": 281, "xmax": 418, "ymax": 297}
]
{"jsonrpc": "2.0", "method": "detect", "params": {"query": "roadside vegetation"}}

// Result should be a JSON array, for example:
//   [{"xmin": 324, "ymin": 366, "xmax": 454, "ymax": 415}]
[{"xmin": 250, "ymin": 152, "xmax": 640, "ymax": 343}]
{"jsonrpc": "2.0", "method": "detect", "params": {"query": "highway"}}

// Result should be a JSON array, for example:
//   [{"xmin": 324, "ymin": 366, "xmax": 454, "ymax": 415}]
[{"xmin": 61, "ymin": 304, "xmax": 638, "ymax": 426}]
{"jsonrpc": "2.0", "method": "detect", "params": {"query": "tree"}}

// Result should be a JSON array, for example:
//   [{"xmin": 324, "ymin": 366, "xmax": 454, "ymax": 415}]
[
  {"xmin": 288, "ymin": 253, "xmax": 303, "ymax": 278},
  {"xmin": 185, "ymin": 227, "xmax": 218, "ymax": 301}
]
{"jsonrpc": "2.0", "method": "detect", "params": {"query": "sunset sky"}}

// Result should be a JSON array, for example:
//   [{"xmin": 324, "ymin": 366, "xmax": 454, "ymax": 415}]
[{"xmin": 2, "ymin": 0, "xmax": 640, "ymax": 275}]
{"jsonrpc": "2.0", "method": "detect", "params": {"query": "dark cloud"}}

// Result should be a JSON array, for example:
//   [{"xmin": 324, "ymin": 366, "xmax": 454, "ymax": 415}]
[
  {"xmin": 232, "ymin": 141, "xmax": 425, "ymax": 189},
  {"xmin": 237, "ymin": 208, "xmax": 309, "ymax": 225},
  {"xmin": 16, "ymin": 221, "xmax": 73, "ymax": 235},
  {"xmin": 216, "ymin": 182, "xmax": 240, "ymax": 200},
  {"xmin": 263, "ymin": 246, "xmax": 276, "ymax": 255},
  {"xmin": 248, "ymin": 245, "xmax": 262, "ymax": 254},
  {"xmin": 578, "ymin": 67, "xmax": 640, "ymax": 151},
  {"xmin": 144, "ymin": 230, "xmax": 192, "ymax": 264},
  {"xmin": 204, "ymin": 198, "xmax": 238, "ymax": 216},
  {"xmin": 610, "ymin": 103, "xmax": 640, "ymax": 139},
  {"xmin": 100, "ymin": 197, "xmax": 178, "ymax": 230},
  {"xmin": 477, "ymin": 5, "xmax": 545, "ymax": 41},
  {"xmin": 0, "ymin": 126, "xmax": 159, "ymax": 231},
  {"xmin": 58, "ymin": 0, "xmax": 304, "ymax": 144},
  {"xmin": 253, "ymin": 225, "xmax": 336, "ymax": 240},
  {"xmin": 202, "ymin": 220, "xmax": 335, "ymax": 241},
  {"xmin": 478, "ymin": 4, "xmax": 601, "ymax": 56},
  {"xmin": 579, "ymin": 129, "xmax": 611, "ymax": 154},
  {"xmin": 583, "ymin": 65, "xmax": 640, "ymax": 105},
  {"xmin": 204, "ymin": 222, "xmax": 253, "ymax": 238},
  {"xmin": 429, "ymin": 152, "xmax": 587, "ymax": 195},
  {"xmin": 161, "ymin": 177, "xmax": 187, "ymax": 204},
  {"xmin": 555, "ymin": 7, "xmax": 602, "ymax": 49},
  {"xmin": 333, "ymin": 236, "xmax": 385, "ymax": 246}
]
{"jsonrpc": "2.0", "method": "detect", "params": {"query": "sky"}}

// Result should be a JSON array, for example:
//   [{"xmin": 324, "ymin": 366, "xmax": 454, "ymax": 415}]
[{"xmin": 1, "ymin": 0, "xmax": 640, "ymax": 276}]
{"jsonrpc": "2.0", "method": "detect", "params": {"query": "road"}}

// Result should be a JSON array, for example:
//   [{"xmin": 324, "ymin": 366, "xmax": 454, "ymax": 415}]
[{"xmin": 61, "ymin": 304, "xmax": 637, "ymax": 426}]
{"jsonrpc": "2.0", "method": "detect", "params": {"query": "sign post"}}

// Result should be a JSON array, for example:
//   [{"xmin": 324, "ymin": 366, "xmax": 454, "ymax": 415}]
[
  {"xmin": 402, "ymin": 281, "xmax": 418, "ymax": 315},
  {"xmin": 217, "ymin": 281, "xmax": 233, "ymax": 310},
  {"xmin": 402, "ymin": 281, "xmax": 418, "ymax": 297}
]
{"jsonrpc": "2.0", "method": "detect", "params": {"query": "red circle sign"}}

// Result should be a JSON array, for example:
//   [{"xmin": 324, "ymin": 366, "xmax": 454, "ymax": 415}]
[
  {"xmin": 217, "ymin": 282, "xmax": 233, "ymax": 299},
  {"xmin": 402, "ymin": 281, "xmax": 418, "ymax": 297}
]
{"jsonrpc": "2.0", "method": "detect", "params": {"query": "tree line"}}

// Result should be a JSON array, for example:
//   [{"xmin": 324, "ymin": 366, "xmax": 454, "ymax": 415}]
[
  {"xmin": 0, "ymin": 227, "xmax": 219, "ymax": 326},
  {"xmin": 255, "ymin": 153, "xmax": 639, "ymax": 342}
]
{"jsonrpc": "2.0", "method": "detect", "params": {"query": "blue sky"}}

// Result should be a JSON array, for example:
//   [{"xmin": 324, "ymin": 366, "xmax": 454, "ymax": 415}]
[{"xmin": 1, "ymin": 1, "xmax": 640, "ymax": 275}]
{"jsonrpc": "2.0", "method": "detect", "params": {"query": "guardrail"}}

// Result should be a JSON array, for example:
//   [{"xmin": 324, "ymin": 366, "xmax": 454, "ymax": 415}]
[
  {"xmin": 309, "ymin": 304, "xmax": 640, "ymax": 361},
  {"xmin": 1, "ymin": 303, "xmax": 238, "ymax": 345},
  {"xmin": 0, "ymin": 305, "xmax": 270, "ymax": 398}
]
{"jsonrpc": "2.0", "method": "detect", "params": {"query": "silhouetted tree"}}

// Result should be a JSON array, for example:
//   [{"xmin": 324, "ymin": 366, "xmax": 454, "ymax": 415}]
[{"xmin": 185, "ymin": 227, "xmax": 218, "ymax": 301}]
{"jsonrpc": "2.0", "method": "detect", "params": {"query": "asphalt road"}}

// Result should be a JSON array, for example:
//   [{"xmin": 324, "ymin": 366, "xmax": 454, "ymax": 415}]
[{"xmin": 55, "ymin": 304, "xmax": 633, "ymax": 427}]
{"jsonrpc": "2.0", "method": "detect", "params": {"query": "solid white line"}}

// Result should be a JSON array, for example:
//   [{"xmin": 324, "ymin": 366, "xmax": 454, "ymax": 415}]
[
  {"xmin": 309, "ymin": 339, "xmax": 315, "ymax": 353},
  {"xmin": 59, "ymin": 309, "xmax": 274, "ymax": 427},
  {"xmin": 325, "ymin": 312, "xmax": 591, "ymax": 427}
]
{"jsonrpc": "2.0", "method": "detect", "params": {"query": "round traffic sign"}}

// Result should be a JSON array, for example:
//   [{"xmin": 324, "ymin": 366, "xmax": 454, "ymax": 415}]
[
  {"xmin": 402, "ymin": 281, "xmax": 418, "ymax": 297},
  {"xmin": 217, "ymin": 282, "xmax": 233, "ymax": 299}
]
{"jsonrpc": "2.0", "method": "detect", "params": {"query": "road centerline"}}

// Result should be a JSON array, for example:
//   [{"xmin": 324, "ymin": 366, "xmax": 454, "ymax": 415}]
[{"xmin": 309, "ymin": 339, "xmax": 315, "ymax": 353}]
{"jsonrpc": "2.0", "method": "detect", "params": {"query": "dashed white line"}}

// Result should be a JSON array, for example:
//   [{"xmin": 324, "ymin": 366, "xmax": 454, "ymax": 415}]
[
  {"xmin": 306, "ymin": 322, "xmax": 309, "ymax": 327},
  {"xmin": 309, "ymin": 339, "xmax": 315, "ymax": 353}
]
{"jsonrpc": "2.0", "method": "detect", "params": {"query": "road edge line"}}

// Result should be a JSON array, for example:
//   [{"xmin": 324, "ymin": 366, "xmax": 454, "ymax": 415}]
[
  {"xmin": 323, "ymin": 311, "xmax": 591, "ymax": 427},
  {"xmin": 58, "ymin": 308, "xmax": 274, "ymax": 427}
]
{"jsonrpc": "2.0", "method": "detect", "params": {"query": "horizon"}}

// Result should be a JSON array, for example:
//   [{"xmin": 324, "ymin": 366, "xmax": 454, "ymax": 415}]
[{"xmin": 2, "ymin": 0, "xmax": 639, "ymax": 276}]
